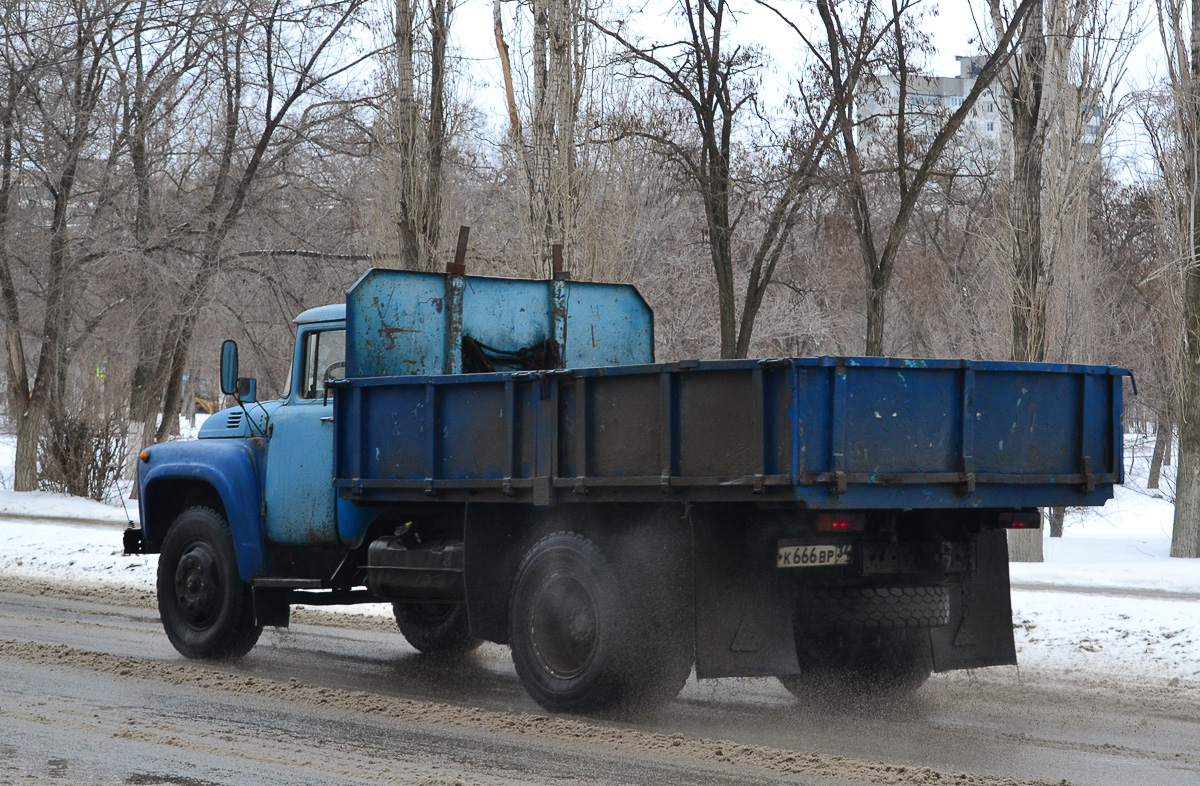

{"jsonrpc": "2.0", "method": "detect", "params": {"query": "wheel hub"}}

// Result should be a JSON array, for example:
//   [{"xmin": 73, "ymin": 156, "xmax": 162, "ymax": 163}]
[
  {"xmin": 529, "ymin": 573, "xmax": 598, "ymax": 679},
  {"xmin": 174, "ymin": 542, "xmax": 221, "ymax": 629}
]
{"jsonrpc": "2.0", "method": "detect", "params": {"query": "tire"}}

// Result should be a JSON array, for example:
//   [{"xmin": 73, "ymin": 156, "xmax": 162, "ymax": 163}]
[
  {"xmin": 157, "ymin": 506, "xmax": 262, "ymax": 660},
  {"xmin": 795, "ymin": 584, "xmax": 950, "ymax": 632},
  {"xmin": 509, "ymin": 531, "xmax": 692, "ymax": 714},
  {"xmin": 393, "ymin": 602, "xmax": 481, "ymax": 655},
  {"xmin": 779, "ymin": 628, "xmax": 934, "ymax": 705}
]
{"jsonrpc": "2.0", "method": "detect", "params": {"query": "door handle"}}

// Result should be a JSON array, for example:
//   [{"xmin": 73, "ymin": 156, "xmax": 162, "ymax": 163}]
[{"xmin": 320, "ymin": 416, "xmax": 333, "ymax": 423}]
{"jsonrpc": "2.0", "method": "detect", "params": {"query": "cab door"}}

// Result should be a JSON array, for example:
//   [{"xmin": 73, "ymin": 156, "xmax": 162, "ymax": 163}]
[{"xmin": 263, "ymin": 325, "xmax": 345, "ymax": 545}]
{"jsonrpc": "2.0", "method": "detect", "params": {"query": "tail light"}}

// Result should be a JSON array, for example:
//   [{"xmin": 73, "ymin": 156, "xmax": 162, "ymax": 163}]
[
  {"xmin": 998, "ymin": 511, "xmax": 1040, "ymax": 529},
  {"xmin": 816, "ymin": 513, "xmax": 866, "ymax": 533}
]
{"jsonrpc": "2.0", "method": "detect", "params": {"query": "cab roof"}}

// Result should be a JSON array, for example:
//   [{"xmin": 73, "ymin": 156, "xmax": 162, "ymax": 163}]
[{"xmin": 293, "ymin": 304, "xmax": 345, "ymax": 325}]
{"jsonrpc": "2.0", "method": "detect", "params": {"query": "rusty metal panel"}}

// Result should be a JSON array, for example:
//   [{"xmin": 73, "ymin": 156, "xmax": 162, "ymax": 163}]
[
  {"xmin": 346, "ymin": 269, "xmax": 653, "ymax": 379},
  {"xmin": 347, "ymin": 270, "xmax": 449, "ymax": 378},
  {"xmin": 840, "ymin": 364, "xmax": 960, "ymax": 474},
  {"xmin": 972, "ymin": 368, "xmax": 1083, "ymax": 475},
  {"xmin": 460, "ymin": 276, "xmax": 553, "ymax": 360},
  {"xmin": 438, "ymin": 381, "xmax": 508, "ymax": 480},
  {"xmin": 364, "ymin": 383, "xmax": 428, "ymax": 480}
]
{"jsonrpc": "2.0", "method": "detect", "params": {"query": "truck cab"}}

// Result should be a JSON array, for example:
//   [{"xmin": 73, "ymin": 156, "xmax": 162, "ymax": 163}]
[{"xmin": 136, "ymin": 304, "xmax": 358, "ymax": 594}]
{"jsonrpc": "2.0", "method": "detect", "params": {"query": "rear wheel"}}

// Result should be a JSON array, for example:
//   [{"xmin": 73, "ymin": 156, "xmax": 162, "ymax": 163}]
[
  {"xmin": 779, "ymin": 628, "xmax": 934, "ymax": 705},
  {"xmin": 794, "ymin": 584, "xmax": 950, "ymax": 632},
  {"xmin": 393, "ymin": 601, "xmax": 481, "ymax": 655},
  {"xmin": 509, "ymin": 531, "xmax": 691, "ymax": 714},
  {"xmin": 157, "ymin": 506, "xmax": 261, "ymax": 660},
  {"xmin": 781, "ymin": 583, "xmax": 946, "ymax": 705}
]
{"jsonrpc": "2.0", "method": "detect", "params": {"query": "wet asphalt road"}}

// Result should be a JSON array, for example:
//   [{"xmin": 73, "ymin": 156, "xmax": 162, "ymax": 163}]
[{"xmin": 1, "ymin": 586, "xmax": 1198, "ymax": 786}]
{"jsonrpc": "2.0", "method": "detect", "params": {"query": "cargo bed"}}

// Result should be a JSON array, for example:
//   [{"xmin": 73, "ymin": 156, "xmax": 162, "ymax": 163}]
[{"xmin": 333, "ymin": 356, "xmax": 1127, "ymax": 510}]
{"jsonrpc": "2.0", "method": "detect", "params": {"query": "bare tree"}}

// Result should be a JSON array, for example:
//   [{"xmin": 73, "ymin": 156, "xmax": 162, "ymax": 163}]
[
  {"xmin": 812, "ymin": 0, "xmax": 1038, "ymax": 357},
  {"xmin": 381, "ymin": 0, "xmax": 456, "ymax": 271},
  {"xmin": 115, "ymin": 0, "xmax": 210, "ymax": 474},
  {"xmin": 494, "ymin": 0, "xmax": 592, "ymax": 275},
  {"xmin": 1152, "ymin": 0, "xmax": 1200, "ymax": 558},
  {"xmin": 136, "ymin": 0, "xmax": 374, "ymax": 449},
  {"xmin": 0, "ymin": 0, "xmax": 127, "ymax": 490},
  {"xmin": 986, "ymin": 0, "xmax": 1138, "ymax": 559},
  {"xmin": 593, "ymin": 0, "xmax": 840, "ymax": 358}
]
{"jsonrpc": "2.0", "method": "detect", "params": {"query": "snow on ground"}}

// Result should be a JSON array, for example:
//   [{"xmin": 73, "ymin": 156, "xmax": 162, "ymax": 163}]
[
  {"xmin": 1012, "ymin": 592, "xmax": 1200, "ymax": 680},
  {"xmin": 0, "ymin": 488, "xmax": 136, "ymax": 523},
  {"xmin": 0, "ymin": 427, "xmax": 1197, "ymax": 682},
  {"xmin": 1007, "ymin": 481, "xmax": 1193, "ymax": 593},
  {"xmin": 0, "ymin": 518, "xmax": 153, "ymax": 586}
]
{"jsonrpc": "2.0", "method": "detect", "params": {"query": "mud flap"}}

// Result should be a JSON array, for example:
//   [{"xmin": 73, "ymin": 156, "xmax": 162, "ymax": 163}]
[
  {"xmin": 690, "ymin": 505, "xmax": 800, "ymax": 679},
  {"xmin": 930, "ymin": 528, "xmax": 1017, "ymax": 671},
  {"xmin": 252, "ymin": 587, "xmax": 291, "ymax": 628},
  {"xmin": 463, "ymin": 503, "xmax": 528, "ymax": 644}
]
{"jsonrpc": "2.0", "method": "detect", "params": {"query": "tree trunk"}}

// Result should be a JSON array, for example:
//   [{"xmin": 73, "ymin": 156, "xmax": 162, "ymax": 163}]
[
  {"xmin": 1169, "ymin": 0, "xmax": 1200, "ymax": 559},
  {"xmin": 1009, "ymin": 2, "xmax": 1049, "ymax": 366},
  {"xmin": 426, "ymin": 0, "xmax": 450, "ymax": 265},
  {"xmin": 13, "ymin": 402, "xmax": 42, "ymax": 491},
  {"xmin": 1048, "ymin": 506, "xmax": 1065, "ymax": 538},
  {"xmin": 1174, "ymin": 387, "xmax": 1199, "ymax": 558},
  {"xmin": 1172, "ymin": 180, "xmax": 1200, "ymax": 556},
  {"xmin": 1149, "ymin": 417, "xmax": 1171, "ymax": 490},
  {"xmin": 0, "ymin": 141, "xmax": 30, "ymax": 438},
  {"xmin": 495, "ymin": 0, "xmax": 577, "ymax": 277},
  {"xmin": 1008, "ymin": 512, "xmax": 1045, "ymax": 561},
  {"xmin": 394, "ymin": 0, "xmax": 421, "ymax": 269},
  {"xmin": 1164, "ymin": 419, "xmax": 1174, "ymax": 465},
  {"xmin": 1004, "ymin": 0, "xmax": 1047, "ymax": 563},
  {"xmin": 865, "ymin": 270, "xmax": 888, "ymax": 356},
  {"xmin": 705, "ymin": 186, "xmax": 738, "ymax": 359}
]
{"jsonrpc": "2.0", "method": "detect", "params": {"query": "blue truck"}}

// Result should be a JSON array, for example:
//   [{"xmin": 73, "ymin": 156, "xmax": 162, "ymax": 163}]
[{"xmin": 129, "ymin": 262, "xmax": 1130, "ymax": 714}]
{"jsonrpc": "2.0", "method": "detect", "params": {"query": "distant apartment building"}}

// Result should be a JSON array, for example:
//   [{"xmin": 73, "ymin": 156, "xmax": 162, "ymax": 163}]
[{"xmin": 855, "ymin": 56, "xmax": 1102, "ymax": 172}]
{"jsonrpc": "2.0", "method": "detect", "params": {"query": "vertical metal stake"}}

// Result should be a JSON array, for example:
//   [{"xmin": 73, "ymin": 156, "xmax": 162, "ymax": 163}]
[
  {"xmin": 551, "ymin": 244, "xmax": 568, "ymax": 370},
  {"xmin": 445, "ymin": 226, "xmax": 469, "ymax": 374}
]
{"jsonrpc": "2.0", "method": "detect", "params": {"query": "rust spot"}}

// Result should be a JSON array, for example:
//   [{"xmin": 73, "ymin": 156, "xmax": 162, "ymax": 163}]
[{"xmin": 379, "ymin": 322, "xmax": 419, "ymax": 340}]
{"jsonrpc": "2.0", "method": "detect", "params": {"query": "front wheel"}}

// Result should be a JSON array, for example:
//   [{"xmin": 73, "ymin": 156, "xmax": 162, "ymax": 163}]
[
  {"xmin": 157, "ymin": 506, "xmax": 261, "ymax": 660},
  {"xmin": 393, "ymin": 602, "xmax": 481, "ymax": 655}
]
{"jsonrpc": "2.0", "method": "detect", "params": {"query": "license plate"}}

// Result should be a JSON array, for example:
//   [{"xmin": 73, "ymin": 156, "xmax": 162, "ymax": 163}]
[{"xmin": 776, "ymin": 542, "xmax": 852, "ymax": 568}]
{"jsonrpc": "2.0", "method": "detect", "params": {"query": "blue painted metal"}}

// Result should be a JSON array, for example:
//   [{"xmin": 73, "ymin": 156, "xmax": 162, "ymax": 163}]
[
  {"xmin": 261, "ymin": 319, "xmax": 348, "ymax": 546},
  {"xmin": 136, "ymin": 438, "xmax": 268, "ymax": 582},
  {"xmin": 446, "ymin": 271, "xmax": 465, "ymax": 374},
  {"xmin": 197, "ymin": 402, "xmax": 277, "ymax": 439},
  {"xmin": 332, "ymin": 356, "xmax": 1130, "ymax": 511},
  {"xmin": 263, "ymin": 395, "xmax": 338, "ymax": 545},
  {"xmin": 294, "ymin": 303, "xmax": 346, "ymax": 325},
  {"xmin": 562, "ymin": 281, "xmax": 654, "ymax": 368},
  {"xmin": 142, "ymin": 267, "xmax": 1129, "ymax": 597},
  {"xmin": 345, "ymin": 269, "xmax": 653, "ymax": 378}
]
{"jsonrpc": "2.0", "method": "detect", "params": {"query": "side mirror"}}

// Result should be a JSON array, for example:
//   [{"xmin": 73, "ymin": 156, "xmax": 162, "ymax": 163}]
[
  {"xmin": 236, "ymin": 377, "xmax": 257, "ymax": 403},
  {"xmin": 220, "ymin": 340, "xmax": 239, "ymax": 395}
]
